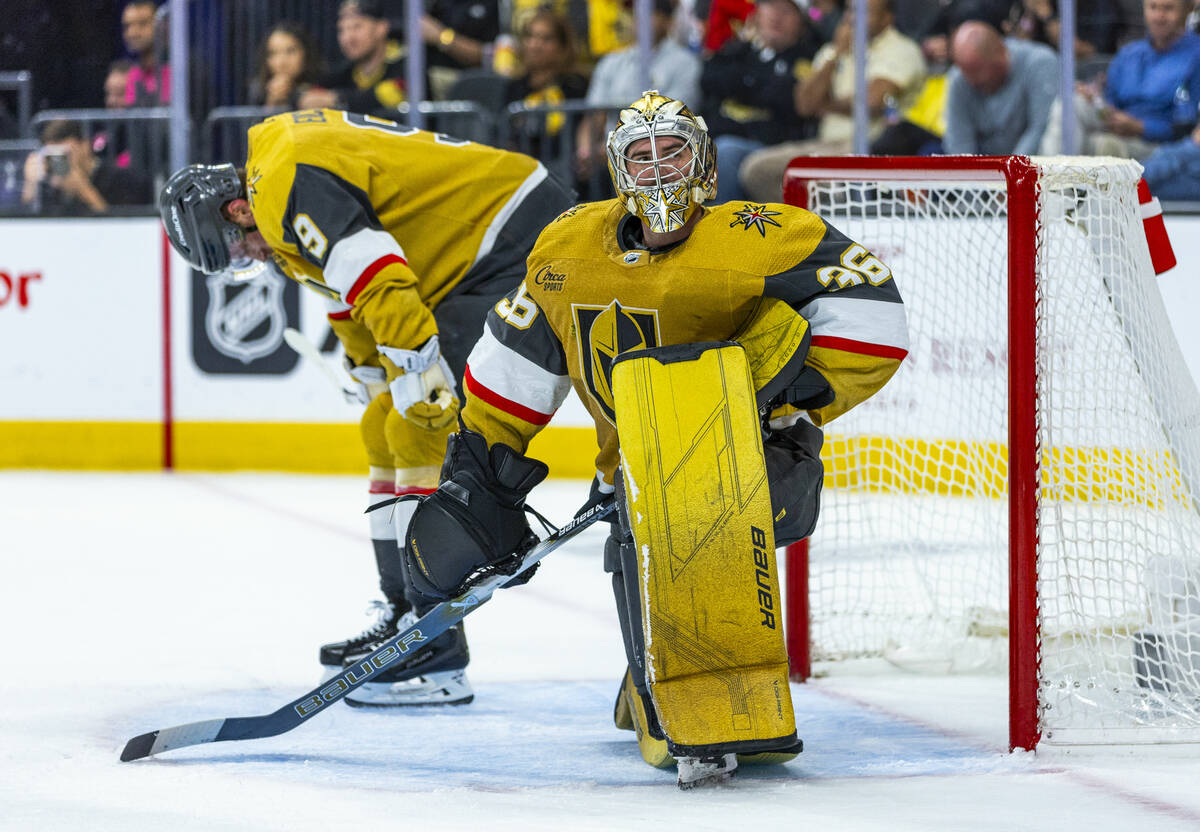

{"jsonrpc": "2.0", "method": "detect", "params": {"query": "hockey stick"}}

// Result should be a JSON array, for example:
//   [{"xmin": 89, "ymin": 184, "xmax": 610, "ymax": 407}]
[
  {"xmin": 119, "ymin": 497, "xmax": 614, "ymax": 762},
  {"xmin": 283, "ymin": 327, "xmax": 352, "ymax": 397}
]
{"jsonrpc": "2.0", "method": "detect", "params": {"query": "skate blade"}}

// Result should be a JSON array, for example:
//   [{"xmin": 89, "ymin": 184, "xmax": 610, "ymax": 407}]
[
  {"xmin": 344, "ymin": 670, "xmax": 474, "ymax": 708},
  {"xmin": 676, "ymin": 753, "xmax": 738, "ymax": 790}
]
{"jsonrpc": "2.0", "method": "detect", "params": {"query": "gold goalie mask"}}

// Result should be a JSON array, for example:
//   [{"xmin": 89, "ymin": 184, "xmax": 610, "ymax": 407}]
[{"xmin": 606, "ymin": 91, "xmax": 717, "ymax": 235}]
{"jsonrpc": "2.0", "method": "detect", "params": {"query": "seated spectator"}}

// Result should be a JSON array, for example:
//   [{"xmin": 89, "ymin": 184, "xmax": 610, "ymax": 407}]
[
  {"xmin": 93, "ymin": 60, "xmax": 136, "ymax": 169},
  {"xmin": 122, "ymin": 0, "xmax": 170, "ymax": 106},
  {"xmin": 943, "ymin": 21, "xmax": 1059, "ymax": 153},
  {"xmin": 869, "ymin": 73, "xmax": 950, "ymax": 153},
  {"xmin": 740, "ymin": 0, "xmax": 926, "ymax": 203},
  {"xmin": 21, "ymin": 120, "xmax": 152, "ymax": 215},
  {"xmin": 700, "ymin": 0, "xmax": 823, "ymax": 202},
  {"xmin": 872, "ymin": 2, "xmax": 1018, "ymax": 155},
  {"xmin": 919, "ymin": 0, "xmax": 1016, "ymax": 69},
  {"xmin": 1053, "ymin": 0, "xmax": 1200, "ymax": 159},
  {"xmin": 299, "ymin": 0, "xmax": 425, "ymax": 117},
  {"xmin": 505, "ymin": 9, "xmax": 589, "ymax": 158},
  {"xmin": 1012, "ymin": 0, "xmax": 1119, "ymax": 57},
  {"xmin": 1143, "ymin": 121, "xmax": 1200, "ymax": 198},
  {"xmin": 249, "ymin": 22, "xmax": 325, "ymax": 108},
  {"xmin": 422, "ymin": 1, "xmax": 502, "ymax": 99},
  {"xmin": 575, "ymin": 0, "xmax": 701, "ymax": 180},
  {"xmin": 105, "ymin": 60, "xmax": 133, "ymax": 109}
]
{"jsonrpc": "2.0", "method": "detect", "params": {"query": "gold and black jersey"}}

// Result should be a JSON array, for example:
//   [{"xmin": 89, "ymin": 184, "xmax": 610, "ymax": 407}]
[
  {"xmin": 461, "ymin": 199, "xmax": 909, "ymax": 483},
  {"xmin": 244, "ymin": 108, "xmax": 549, "ymax": 373}
]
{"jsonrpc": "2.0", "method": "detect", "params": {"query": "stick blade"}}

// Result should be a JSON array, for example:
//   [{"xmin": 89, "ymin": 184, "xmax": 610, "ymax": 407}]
[
  {"xmin": 120, "ymin": 730, "xmax": 159, "ymax": 762},
  {"xmin": 119, "ymin": 718, "xmax": 226, "ymax": 761}
]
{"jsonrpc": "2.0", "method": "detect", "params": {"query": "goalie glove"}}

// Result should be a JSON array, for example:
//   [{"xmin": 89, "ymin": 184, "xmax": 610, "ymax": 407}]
[
  {"xmin": 403, "ymin": 427, "xmax": 549, "ymax": 603},
  {"xmin": 378, "ymin": 336, "xmax": 460, "ymax": 431}
]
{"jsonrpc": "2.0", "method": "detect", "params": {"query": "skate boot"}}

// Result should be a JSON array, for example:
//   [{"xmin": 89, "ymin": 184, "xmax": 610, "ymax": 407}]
[
  {"xmin": 343, "ymin": 612, "xmax": 474, "ymax": 707},
  {"xmin": 319, "ymin": 598, "xmax": 407, "ymax": 671},
  {"xmin": 676, "ymin": 753, "xmax": 737, "ymax": 789}
]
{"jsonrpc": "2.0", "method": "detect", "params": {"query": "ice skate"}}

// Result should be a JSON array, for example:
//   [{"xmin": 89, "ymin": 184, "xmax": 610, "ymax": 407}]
[
  {"xmin": 343, "ymin": 668, "xmax": 474, "ymax": 707},
  {"xmin": 319, "ymin": 598, "xmax": 407, "ymax": 670},
  {"xmin": 676, "ymin": 753, "xmax": 737, "ymax": 789},
  {"xmin": 340, "ymin": 612, "xmax": 473, "ymax": 706}
]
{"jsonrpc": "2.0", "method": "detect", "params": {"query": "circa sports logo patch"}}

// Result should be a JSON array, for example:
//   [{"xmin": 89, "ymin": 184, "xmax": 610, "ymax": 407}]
[
  {"xmin": 573, "ymin": 300, "xmax": 661, "ymax": 424},
  {"xmin": 731, "ymin": 204, "xmax": 782, "ymax": 237}
]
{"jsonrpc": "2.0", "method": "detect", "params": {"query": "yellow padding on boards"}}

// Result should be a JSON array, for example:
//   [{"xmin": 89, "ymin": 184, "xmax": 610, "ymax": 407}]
[
  {"xmin": 0, "ymin": 422, "xmax": 596, "ymax": 476},
  {"xmin": 0, "ymin": 421, "xmax": 162, "ymax": 469},
  {"xmin": 612, "ymin": 342, "xmax": 795, "ymax": 751}
]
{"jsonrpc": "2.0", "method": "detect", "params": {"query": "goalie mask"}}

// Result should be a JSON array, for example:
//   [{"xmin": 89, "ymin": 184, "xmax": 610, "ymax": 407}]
[
  {"xmin": 606, "ymin": 91, "xmax": 716, "ymax": 235},
  {"xmin": 159, "ymin": 163, "xmax": 249, "ymax": 274}
]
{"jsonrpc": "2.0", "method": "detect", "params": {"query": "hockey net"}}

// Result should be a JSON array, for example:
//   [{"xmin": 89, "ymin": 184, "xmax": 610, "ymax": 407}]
[{"xmin": 782, "ymin": 156, "xmax": 1200, "ymax": 750}]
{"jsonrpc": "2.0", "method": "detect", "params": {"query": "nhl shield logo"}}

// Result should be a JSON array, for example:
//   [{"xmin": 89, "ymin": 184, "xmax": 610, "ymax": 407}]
[
  {"xmin": 204, "ymin": 264, "xmax": 288, "ymax": 364},
  {"xmin": 573, "ymin": 300, "xmax": 661, "ymax": 424}
]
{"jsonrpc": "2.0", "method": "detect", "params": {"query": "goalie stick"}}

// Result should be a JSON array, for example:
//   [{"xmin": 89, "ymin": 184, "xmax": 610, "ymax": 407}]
[{"xmin": 119, "ymin": 497, "xmax": 615, "ymax": 762}]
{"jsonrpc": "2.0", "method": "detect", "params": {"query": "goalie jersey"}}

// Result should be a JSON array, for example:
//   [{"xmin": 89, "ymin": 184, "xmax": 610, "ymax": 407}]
[
  {"xmin": 244, "ymin": 108, "xmax": 548, "ymax": 366},
  {"xmin": 462, "ymin": 199, "xmax": 909, "ymax": 482}
]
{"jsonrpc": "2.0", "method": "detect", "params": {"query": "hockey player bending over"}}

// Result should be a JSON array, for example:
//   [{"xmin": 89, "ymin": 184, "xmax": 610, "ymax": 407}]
[
  {"xmin": 403, "ymin": 92, "xmax": 909, "ymax": 787},
  {"xmin": 159, "ymin": 109, "xmax": 574, "ymax": 706}
]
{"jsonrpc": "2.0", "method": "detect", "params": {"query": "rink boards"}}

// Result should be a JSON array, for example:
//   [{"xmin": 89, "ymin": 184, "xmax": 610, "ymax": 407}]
[{"xmin": 2, "ymin": 214, "xmax": 1199, "ymax": 479}]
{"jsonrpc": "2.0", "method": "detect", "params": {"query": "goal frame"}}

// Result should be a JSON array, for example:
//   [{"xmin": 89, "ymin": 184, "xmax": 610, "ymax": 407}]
[{"xmin": 782, "ymin": 155, "xmax": 1043, "ymax": 751}]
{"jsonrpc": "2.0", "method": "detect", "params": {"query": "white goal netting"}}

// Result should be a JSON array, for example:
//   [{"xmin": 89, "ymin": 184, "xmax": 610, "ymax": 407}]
[{"xmin": 796, "ymin": 157, "xmax": 1200, "ymax": 746}]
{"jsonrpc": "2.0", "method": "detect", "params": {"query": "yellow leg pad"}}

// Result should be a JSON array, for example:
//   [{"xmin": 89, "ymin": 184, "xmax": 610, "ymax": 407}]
[
  {"xmin": 613, "ymin": 668, "xmax": 675, "ymax": 769},
  {"xmin": 612, "ymin": 342, "xmax": 796, "ymax": 754}
]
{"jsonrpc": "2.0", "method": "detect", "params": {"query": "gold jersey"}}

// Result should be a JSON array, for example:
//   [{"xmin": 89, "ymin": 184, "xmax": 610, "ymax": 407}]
[
  {"xmin": 462, "ymin": 199, "xmax": 910, "ymax": 483},
  {"xmin": 244, "ymin": 108, "xmax": 548, "ymax": 371}
]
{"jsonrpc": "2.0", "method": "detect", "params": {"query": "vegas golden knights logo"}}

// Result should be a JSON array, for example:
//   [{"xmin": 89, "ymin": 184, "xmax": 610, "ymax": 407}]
[{"xmin": 574, "ymin": 300, "xmax": 661, "ymax": 423}]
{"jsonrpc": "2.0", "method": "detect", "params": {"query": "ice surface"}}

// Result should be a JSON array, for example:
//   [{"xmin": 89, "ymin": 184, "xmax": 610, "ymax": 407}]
[{"xmin": 4, "ymin": 472, "xmax": 1200, "ymax": 831}]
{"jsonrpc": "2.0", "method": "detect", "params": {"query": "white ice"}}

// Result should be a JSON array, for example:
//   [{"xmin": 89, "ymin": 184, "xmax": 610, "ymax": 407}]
[{"xmin": 4, "ymin": 471, "xmax": 1200, "ymax": 831}]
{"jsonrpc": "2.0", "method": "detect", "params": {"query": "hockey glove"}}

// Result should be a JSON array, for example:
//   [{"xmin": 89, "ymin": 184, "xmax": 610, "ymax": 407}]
[
  {"xmin": 403, "ymin": 427, "xmax": 549, "ymax": 603},
  {"xmin": 343, "ymin": 358, "xmax": 389, "ymax": 406},
  {"xmin": 378, "ymin": 336, "xmax": 460, "ymax": 432}
]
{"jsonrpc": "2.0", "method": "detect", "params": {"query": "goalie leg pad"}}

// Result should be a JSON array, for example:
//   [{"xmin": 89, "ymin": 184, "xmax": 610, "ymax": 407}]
[
  {"xmin": 613, "ymin": 666, "xmax": 675, "ymax": 769},
  {"xmin": 612, "ymin": 342, "xmax": 798, "ymax": 758}
]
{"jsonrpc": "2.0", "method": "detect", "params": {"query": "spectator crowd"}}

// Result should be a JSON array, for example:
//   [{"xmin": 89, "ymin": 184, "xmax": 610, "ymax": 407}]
[{"xmin": 7, "ymin": 0, "xmax": 1200, "ymax": 214}]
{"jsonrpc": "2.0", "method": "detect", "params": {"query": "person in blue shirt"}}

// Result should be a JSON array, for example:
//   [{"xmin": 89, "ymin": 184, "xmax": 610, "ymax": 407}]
[
  {"xmin": 1142, "ymin": 122, "xmax": 1200, "ymax": 200},
  {"xmin": 1069, "ymin": 0, "xmax": 1200, "ymax": 160}
]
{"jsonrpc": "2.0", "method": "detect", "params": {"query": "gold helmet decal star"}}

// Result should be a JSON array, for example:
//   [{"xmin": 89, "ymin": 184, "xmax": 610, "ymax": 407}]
[{"xmin": 636, "ymin": 185, "xmax": 690, "ymax": 234}]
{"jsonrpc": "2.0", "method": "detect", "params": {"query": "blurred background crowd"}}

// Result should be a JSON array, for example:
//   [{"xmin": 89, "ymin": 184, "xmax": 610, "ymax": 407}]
[{"xmin": 2, "ymin": 0, "xmax": 1199, "ymax": 216}]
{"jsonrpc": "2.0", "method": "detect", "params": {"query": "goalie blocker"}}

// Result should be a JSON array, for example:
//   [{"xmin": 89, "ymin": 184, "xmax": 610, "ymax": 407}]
[{"xmin": 608, "ymin": 340, "xmax": 813, "ymax": 769}]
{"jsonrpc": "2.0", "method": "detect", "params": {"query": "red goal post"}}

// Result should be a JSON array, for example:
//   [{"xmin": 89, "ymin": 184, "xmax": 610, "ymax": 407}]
[{"xmin": 780, "ymin": 155, "xmax": 1200, "ymax": 752}]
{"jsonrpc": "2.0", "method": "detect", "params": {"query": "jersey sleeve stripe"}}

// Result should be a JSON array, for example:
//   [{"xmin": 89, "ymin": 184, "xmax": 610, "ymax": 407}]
[
  {"xmin": 323, "ymin": 226, "xmax": 408, "ymax": 300},
  {"xmin": 345, "ymin": 253, "xmax": 408, "ymax": 306},
  {"xmin": 811, "ymin": 335, "xmax": 909, "ymax": 360},
  {"xmin": 465, "ymin": 364, "xmax": 555, "ymax": 425},
  {"xmin": 799, "ymin": 295, "xmax": 909, "ymax": 352},
  {"xmin": 325, "ymin": 296, "xmax": 353, "ymax": 318},
  {"xmin": 464, "ymin": 324, "xmax": 571, "ymax": 423}
]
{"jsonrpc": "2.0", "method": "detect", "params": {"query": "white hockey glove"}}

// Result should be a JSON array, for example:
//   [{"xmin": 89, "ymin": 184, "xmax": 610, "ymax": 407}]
[
  {"xmin": 378, "ymin": 336, "xmax": 460, "ymax": 431},
  {"xmin": 343, "ymin": 358, "xmax": 388, "ymax": 406}
]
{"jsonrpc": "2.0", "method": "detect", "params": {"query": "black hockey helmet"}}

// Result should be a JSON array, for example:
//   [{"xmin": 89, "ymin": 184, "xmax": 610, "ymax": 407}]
[{"xmin": 159, "ymin": 163, "xmax": 246, "ymax": 274}]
